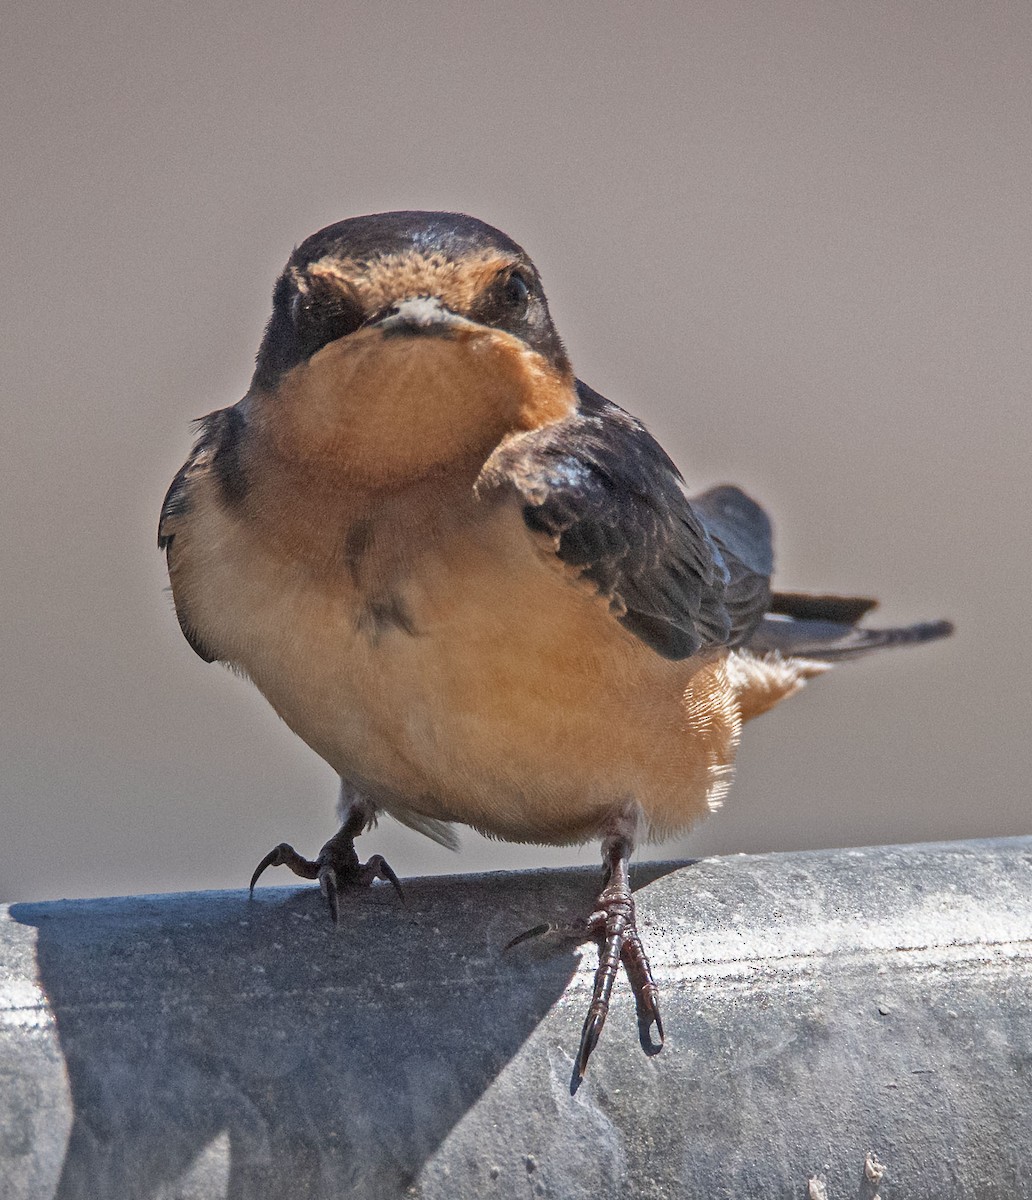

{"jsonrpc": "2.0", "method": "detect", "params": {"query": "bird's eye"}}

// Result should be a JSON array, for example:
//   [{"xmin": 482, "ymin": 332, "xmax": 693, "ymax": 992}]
[
  {"xmin": 290, "ymin": 280, "xmax": 365, "ymax": 355},
  {"xmin": 503, "ymin": 269, "xmax": 532, "ymax": 310}
]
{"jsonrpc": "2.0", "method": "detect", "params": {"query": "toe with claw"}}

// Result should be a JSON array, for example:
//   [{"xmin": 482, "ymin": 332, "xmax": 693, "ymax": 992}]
[
  {"xmin": 249, "ymin": 812, "xmax": 402, "ymax": 922},
  {"xmin": 574, "ymin": 842, "xmax": 663, "ymax": 1078},
  {"xmin": 507, "ymin": 828, "xmax": 663, "ymax": 1079}
]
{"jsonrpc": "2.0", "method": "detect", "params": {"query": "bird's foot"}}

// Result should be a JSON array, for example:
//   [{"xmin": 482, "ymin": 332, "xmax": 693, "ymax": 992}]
[
  {"xmin": 249, "ymin": 822, "xmax": 403, "ymax": 923},
  {"xmin": 575, "ymin": 869, "xmax": 663, "ymax": 1078},
  {"xmin": 507, "ymin": 840, "xmax": 663, "ymax": 1079}
]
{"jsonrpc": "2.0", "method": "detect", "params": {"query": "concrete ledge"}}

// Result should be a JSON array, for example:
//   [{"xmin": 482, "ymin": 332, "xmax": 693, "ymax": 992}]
[{"xmin": 3, "ymin": 837, "xmax": 1032, "ymax": 1199}]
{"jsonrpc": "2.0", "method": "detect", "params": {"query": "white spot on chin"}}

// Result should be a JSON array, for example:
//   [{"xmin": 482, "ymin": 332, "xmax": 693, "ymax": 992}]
[{"xmin": 388, "ymin": 296, "xmax": 460, "ymax": 326}]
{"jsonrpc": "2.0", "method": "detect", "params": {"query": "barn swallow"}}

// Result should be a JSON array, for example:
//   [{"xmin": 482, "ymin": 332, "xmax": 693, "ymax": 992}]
[{"xmin": 159, "ymin": 210, "xmax": 952, "ymax": 1079}]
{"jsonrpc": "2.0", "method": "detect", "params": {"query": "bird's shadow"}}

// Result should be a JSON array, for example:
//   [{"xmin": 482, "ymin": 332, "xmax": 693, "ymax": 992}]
[{"xmin": 11, "ymin": 861, "xmax": 680, "ymax": 1199}]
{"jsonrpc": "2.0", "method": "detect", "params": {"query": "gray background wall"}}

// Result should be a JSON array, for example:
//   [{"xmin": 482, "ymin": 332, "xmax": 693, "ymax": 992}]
[{"xmin": 2, "ymin": 1, "xmax": 1028, "ymax": 902}]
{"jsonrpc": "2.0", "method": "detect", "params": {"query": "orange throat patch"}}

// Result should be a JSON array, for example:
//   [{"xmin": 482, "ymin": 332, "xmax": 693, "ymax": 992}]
[{"xmin": 257, "ymin": 322, "xmax": 576, "ymax": 491}]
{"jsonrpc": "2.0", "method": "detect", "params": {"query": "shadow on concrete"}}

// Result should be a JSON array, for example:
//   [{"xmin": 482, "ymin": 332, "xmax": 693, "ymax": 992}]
[{"xmin": 11, "ymin": 861, "xmax": 680, "ymax": 1199}]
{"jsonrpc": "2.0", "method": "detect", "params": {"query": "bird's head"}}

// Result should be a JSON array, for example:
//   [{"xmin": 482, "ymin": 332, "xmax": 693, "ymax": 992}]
[{"xmin": 248, "ymin": 212, "xmax": 576, "ymax": 485}]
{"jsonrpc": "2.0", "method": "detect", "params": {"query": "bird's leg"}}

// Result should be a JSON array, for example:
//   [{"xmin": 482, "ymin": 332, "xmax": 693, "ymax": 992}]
[
  {"xmin": 507, "ymin": 813, "xmax": 664, "ymax": 1079},
  {"xmin": 574, "ymin": 829, "xmax": 663, "ymax": 1078},
  {"xmin": 249, "ymin": 785, "xmax": 402, "ymax": 922}
]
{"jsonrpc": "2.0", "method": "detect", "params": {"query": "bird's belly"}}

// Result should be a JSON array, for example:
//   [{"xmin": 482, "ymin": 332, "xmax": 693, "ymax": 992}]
[{"xmin": 176, "ymin": 501, "xmax": 741, "ymax": 843}]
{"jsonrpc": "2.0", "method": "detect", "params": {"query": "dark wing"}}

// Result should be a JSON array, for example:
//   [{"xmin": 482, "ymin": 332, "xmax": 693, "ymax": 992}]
[
  {"xmin": 689, "ymin": 483, "xmax": 773, "ymax": 645},
  {"xmin": 481, "ymin": 380, "xmax": 773, "ymax": 660},
  {"xmin": 158, "ymin": 406, "xmax": 247, "ymax": 663},
  {"xmin": 158, "ymin": 406, "xmax": 247, "ymax": 553}
]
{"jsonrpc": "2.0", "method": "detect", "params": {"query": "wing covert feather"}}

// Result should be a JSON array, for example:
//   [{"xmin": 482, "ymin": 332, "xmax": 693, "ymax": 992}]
[{"xmin": 482, "ymin": 381, "xmax": 773, "ymax": 659}]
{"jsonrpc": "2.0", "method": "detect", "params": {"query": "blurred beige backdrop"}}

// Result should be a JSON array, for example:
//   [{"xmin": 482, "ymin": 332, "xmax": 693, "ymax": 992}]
[{"xmin": 2, "ymin": 1, "xmax": 1029, "ymax": 902}]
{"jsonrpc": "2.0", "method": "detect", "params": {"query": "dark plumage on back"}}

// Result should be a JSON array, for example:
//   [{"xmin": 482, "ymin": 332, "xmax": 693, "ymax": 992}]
[{"xmin": 485, "ymin": 382, "xmax": 775, "ymax": 660}]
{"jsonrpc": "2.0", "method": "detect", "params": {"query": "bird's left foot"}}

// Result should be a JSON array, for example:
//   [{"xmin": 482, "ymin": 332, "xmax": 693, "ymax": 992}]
[
  {"xmin": 249, "ymin": 819, "xmax": 402, "ymax": 923},
  {"xmin": 508, "ymin": 835, "xmax": 663, "ymax": 1079}
]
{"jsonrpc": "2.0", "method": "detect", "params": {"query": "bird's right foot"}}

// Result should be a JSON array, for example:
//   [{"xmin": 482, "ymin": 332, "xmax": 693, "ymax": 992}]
[
  {"xmin": 249, "ymin": 820, "xmax": 403, "ymax": 923},
  {"xmin": 506, "ymin": 832, "xmax": 663, "ymax": 1079}
]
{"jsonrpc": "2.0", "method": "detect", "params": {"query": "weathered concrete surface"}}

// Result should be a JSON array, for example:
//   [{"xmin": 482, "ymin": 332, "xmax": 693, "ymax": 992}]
[{"xmin": 2, "ymin": 838, "xmax": 1031, "ymax": 1199}]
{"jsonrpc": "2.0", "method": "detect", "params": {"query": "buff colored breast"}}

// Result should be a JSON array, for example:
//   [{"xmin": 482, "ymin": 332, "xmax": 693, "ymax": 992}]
[{"xmin": 168, "ymin": 470, "xmax": 744, "ymax": 845}]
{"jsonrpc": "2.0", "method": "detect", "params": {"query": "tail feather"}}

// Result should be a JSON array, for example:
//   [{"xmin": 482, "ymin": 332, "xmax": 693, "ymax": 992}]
[
  {"xmin": 767, "ymin": 591, "xmax": 879, "ymax": 625},
  {"xmin": 746, "ymin": 612, "xmax": 954, "ymax": 662}
]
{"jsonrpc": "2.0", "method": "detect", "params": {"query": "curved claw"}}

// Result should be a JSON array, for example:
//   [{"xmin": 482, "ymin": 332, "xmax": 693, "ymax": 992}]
[
  {"xmin": 382, "ymin": 860, "xmax": 405, "ymax": 903},
  {"xmin": 362, "ymin": 854, "xmax": 405, "ymax": 903},
  {"xmin": 576, "ymin": 1009, "xmax": 606, "ymax": 1081},
  {"xmin": 622, "ymin": 929, "xmax": 664, "ymax": 1050},
  {"xmin": 319, "ymin": 865, "xmax": 340, "ymax": 924},
  {"xmin": 252, "ymin": 844, "xmax": 312, "ymax": 902},
  {"xmin": 503, "ymin": 922, "xmax": 553, "ymax": 952},
  {"xmin": 249, "ymin": 852, "xmax": 278, "ymax": 898},
  {"xmin": 635, "ymin": 993, "xmax": 664, "ymax": 1052}
]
